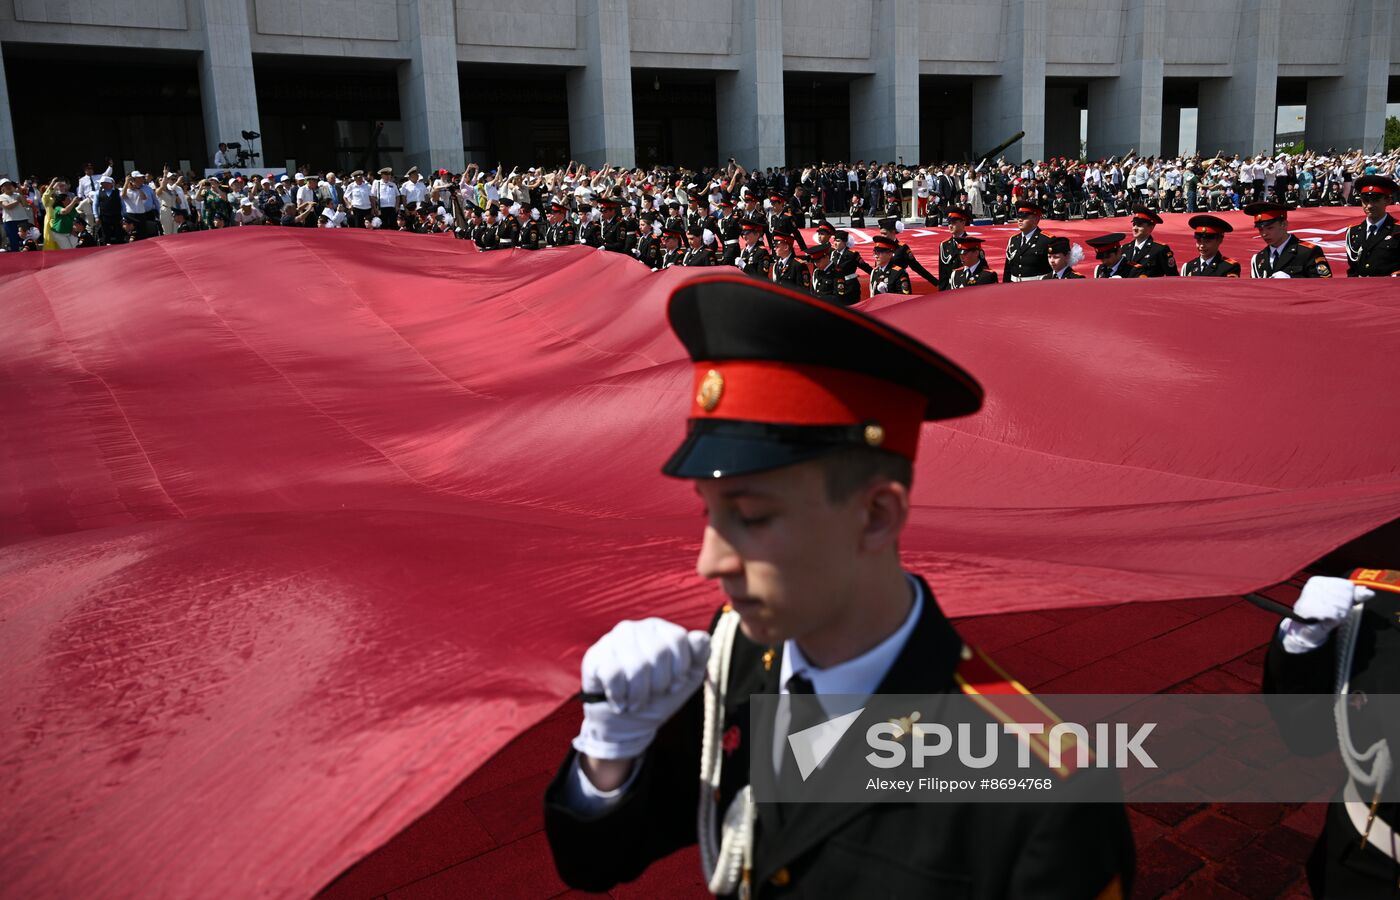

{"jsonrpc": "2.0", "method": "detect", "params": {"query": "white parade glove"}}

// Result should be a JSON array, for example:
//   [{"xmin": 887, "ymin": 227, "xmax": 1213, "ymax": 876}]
[
  {"xmin": 1279, "ymin": 576, "xmax": 1376, "ymax": 654},
  {"xmin": 1270, "ymin": 271, "xmax": 1292, "ymax": 279},
  {"xmin": 573, "ymin": 618, "xmax": 711, "ymax": 759}
]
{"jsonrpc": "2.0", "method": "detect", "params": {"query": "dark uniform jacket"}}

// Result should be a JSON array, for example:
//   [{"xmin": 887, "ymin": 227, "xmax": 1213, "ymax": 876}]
[
  {"xmin": 1094, "ymin": 260, "xmax": 1148, "ymax": 279},
  {"xmin": 1251, "ymin": 236, "xmax": 1333, "ymax": 278},
  {"xmin": 600, "ymin": 217, "xmax": 628, "ymax": 253},
  {"xmin": 1046, "ymin": 268, "xmax": 1085, "ymax": 280},
  {"xmin": 1003, "ymin": 229, "xmax": 1052, "ymax": 280},
  {"xmin": 938, "ymin": 237, "xmax": 962, "ymax": 290},
  {"xmin": 949, "ymin": 265, "xmax": 999, "ymax": 289},
  {"xmin": 516, "ymin": 218, "xmax": 542, "ymax": 250},
  {"xmin": 580, "ymin": 219, "xmax": 603, "ymax": 248},
  {"xmin": 1122, "ymin": 239, "xmax": 1179, "ymax": 277},
  {"xmin": 1264, "ymin": 576, "xmax": 1400, "ymax": 897},
  {"xmin": 738, "ymin": 244, "xmax": 772, "ymax": 280},
  {"xmin": 870, "ymin": 263, "xmax": 912, "ymax": 295},
  {"xmin": 634, "ymin": 233, "xmax": 663, "ymax": 269},
  {"xmin": 828, "ymin": 247, "xmax": 865, "ymax": 304},
  {"xmin": 1345, "ymin": 215, "xmax": 1400, "ymax": 277},
  {"xmin": 544, "ymin": 577, "xmax": 1135, "ymax": 899},
  {"xmin": 545, "ymin": 220, "xmax": 577, "ymax": 247},
  {"xmin": 496, "ymin": 216, "xmax": 520, "ymax": 249},
  {"xmin": 810, "ymin": 262, "xmax": 841, "ymax": 302},
  {"xmin": 770, "ymin": 253, "xmax": 810, "ymax": 291},
  {"xmin": 683, "ymin": 245, "xmax": 714, "ymax": 267},
  {"xmin": 715, "ymin": 215, "xmax": 743, "ymax": 265},
  {"xmin": 474, "ymin": 222, "xmax": 501, "ymax": 250},
  {"xmin": 661, "ymin": 248, "xmax": 685, "ymax": 269},
  {"xmin": 1182, "ymin": 255, "xmax": 1241, "ymax": 277},
  {"xmin": 766, "ymin": 210, "xmax": 807, "ymax": 252}
]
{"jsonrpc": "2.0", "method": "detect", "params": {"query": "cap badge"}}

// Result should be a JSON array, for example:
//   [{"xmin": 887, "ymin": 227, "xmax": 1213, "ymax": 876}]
[
  {"xmin": 864, "ymin": 423, "xmax": 885, "ymax": 447},
  {"xmin": 698, "ymin": 368, "xmax": 725, "ymax": 412}
]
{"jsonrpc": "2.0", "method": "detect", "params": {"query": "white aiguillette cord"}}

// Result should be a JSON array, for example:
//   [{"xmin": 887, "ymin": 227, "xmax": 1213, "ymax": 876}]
[
  {"xmin": 698, "ymin": 609, "xmax": 756, "ymax": 898},
  {"xmin": 1334, "ymin": 599, "xmax": 1392, "ymax": 851}
]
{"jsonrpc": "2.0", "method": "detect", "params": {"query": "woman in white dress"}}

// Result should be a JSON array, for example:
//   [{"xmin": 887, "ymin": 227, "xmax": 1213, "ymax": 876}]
[{"xmin": 963, "ymin": 169, "xmax": 984, "ymax": 217}]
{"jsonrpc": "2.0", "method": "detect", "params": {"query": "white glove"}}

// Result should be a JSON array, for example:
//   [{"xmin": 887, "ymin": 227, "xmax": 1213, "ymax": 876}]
[
  {"xmin": 1270, "ymin": 271, "xmax": 1292, "ymax": 279},
  {"xmin": 573, "ymin": 618, "xmax": 711, "ymax": 759},
  {"xmin": 1279, "ymin": 576, "xmax": 1376, "ymax": 654}
]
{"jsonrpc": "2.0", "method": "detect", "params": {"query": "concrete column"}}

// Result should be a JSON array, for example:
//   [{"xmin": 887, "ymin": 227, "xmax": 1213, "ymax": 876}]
[
  {"xmin": 1197, "ymin": 0, "xmax": 1279, "ymax": 157},
  {"xmin": 717, "ymin": 0, "xmax": 785, "ymax": 168},
  {"xmin": 0, "ymin": 43, "xmax": 19, "ymax": 179},
  {"xmin": 1043, "ymin": 85, "xmax": 1081, "ymax": 159},
  {"xmin": 196, "ymin": 0, "xmax": 262, "ymax": 165},
  {"xmin": 971, "ymin": 0, "xmax": 1045, "ymax": 162},
  {"xmin": 850, "ymin": 0, "xmax": 920, "ymax": 163},
  {"xmin": 1304, "ymin": 0, "xmax": 1392, "ymax": 153},
  {"xmin": 567, "ymin": 0, "xmax": 635, "ymax": 167},
  {"xmin": 399, "ymin": 0, "xmax": 465, "ymax": 172},
  {"xmin": 1086, "ymin": 0, "xmax": 1163, "ymax": 159}
]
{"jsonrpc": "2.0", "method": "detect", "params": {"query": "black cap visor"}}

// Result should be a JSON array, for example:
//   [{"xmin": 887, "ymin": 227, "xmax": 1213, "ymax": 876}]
[{"xmin": 662, "ymin": 419, "xmax": 874, "ymax": 479}]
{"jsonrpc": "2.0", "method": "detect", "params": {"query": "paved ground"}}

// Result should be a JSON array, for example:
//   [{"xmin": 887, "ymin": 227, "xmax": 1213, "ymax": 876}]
[{"xmin": 319, "ymin": 579, "xmax": 1323, "ymax": 899}]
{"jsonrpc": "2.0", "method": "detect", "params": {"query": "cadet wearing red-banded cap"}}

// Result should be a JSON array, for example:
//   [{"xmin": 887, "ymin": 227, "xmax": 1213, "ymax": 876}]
[
  {"xmin": 736, "ymin": 218, "xmax": 771, "ymax": 280},
  {"xmin": 869, "ymin": 234, "xmax": 912, "ymax": 296},
  {"xmin": 1087, "ymin": 233, "xmax": 1148, "ymax": 279},
  {"xmin": 807, "ymin": 241, "xmax": 840, "ymax": 301},
  {"xmin": 1004, "ymin": 201, "xmax": 1052, "ymax": 281},
  {"xmin": 939, "ymin": 207, "xmax": 975, "ymax": 290},
  {"xmin": 770, "ymin": 225, "xmax": 810, "ymax": 291},
  {"xmin": 949, "ymin": 235, "xmax": 999, "ymax": 289},
  {"xmin": 1244, "ymin": 202, "xmax": 1332, "ymax": 279},
  {"xmin": 765, "ymin": 191, "xmax": 807, "ymax": 253},
  {"xmin": 1346, "ymin": 175, "xmax": 1400, "ymax": 277},
  {"xmin": 1123, "ymin": 206, "xmax": 1178, "ymax": 277},
  {"xmin": 543, "ymin": 272, "xmax": 1135, "ymax": 899},
  {"xmin": 1182, "ymin": 215, "xmax": 1241, "ymax": 277}
]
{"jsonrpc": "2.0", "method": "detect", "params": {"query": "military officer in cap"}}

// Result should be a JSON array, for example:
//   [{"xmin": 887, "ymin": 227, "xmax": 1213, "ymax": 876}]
[
  {"xmin": 770, "ymin": 228, "xmax": 810, "ymax": 291},
  {"xmin": 828, "ymin": 230, "xmax": 865, "ymax": 305},
  {"xmin": 807, "ymin": 243, "xmax": 841, "ymax": 302},
  {"xmin": 660, "ymin": 225, "xmax": 686, "ymax": 268},
  {"xmin": 633, "ymin": 215, "xmax": 664, "ymax": 270},
  {"xmin": 1346, "ymin": 175, "xmax": 1400, "ymax": 277},
  {"xmin": 345, "ymin": 170, "xmax": 374, "ymax": 228},
  {"xmin": 1122, "ymin": 207, "xmax": 1179, "ymax": 277},
  {"xmin": 475, "ymin": 204, "xmax": 502, "ymax": 250},
  {"xmin": 1245, "ymin": 202, "xmax": 1332, "ymax": 278},
  {"xmin": 545, "ymin": 201, "xmax": 577, "ymax": 247},
  {"xmin": 1182, "ymin": 215, "xmax": 1241, "ymax": 277},
  {"xmin": 372, "ymin": 166, "xmax": 400, "ymax": 223},
  {"xmin": 544, "ymin": 272, "xmax": 1136, "ymax": 900},
  {"xmin": 1087, "ymin": 234, "xmax": 1148, "ymax": 278},
  {"xmin": 1264, "ymin": 569, "xmax": 1400, "ymax": 897},
  {"xmin": 598, "ymin": 198, "xmax": 629, "ymax": 254},
  {"xmin": 683, "ymin": 223, "xmax": 714, "ymax": 267},
  {"xmin": 1003, "ymin": 202, "xmax": 1053, "ymax": 281},
  {"xmin": 766, "ymin": 192, "xmax": 808, "ymax": 253},
  {"xmin": 713, "ymin": 194, "xmax": 744, "ymax": 265},
  {"xmin": 869, "ymin": 235, "xmax": 912, "ymax": 296},
  {"xmin": 867, "ymin": 217, "xmax": 939, "ymax": 289},
  {"xmin": 948, "ymin": 236, "xmax": 999, "ymax": 288},
  {"xmin": 938, "ymin": 208, "xmax": 975, "ymax": 290},
  {"xmin": 736, "ymin": 220, "xmax": 771, "ymax": 279},
  {"xmin": 1045, "ymin": 235, "xmax": 1085, "ymax": 279}
]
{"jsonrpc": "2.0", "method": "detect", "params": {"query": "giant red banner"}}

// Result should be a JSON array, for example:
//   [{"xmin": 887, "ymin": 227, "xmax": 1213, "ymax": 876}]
[{"xmin": 2, "ymin": 212, "xmax": 1396, "ymax": 897}]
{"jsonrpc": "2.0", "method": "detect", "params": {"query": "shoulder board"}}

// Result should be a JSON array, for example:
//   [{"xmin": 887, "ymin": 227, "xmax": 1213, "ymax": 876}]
[
  {"xmin": 1222, "ymin": 257, "xmax": 1237, "ymax": 264},
  {"xmin": 1350, "ymin": 568, "xmax": 1400, "ymax": 595},
  {"xmin": 892, "ymin": 265, "xmax": 905, "ymax": 271},
  {"xmin": 1297, "ymin": 240, "xmax": 1316, "ymax": 249},
  {"xmin": 955, "ymin": 644, "xmax": 1088, "ymax": 779}
]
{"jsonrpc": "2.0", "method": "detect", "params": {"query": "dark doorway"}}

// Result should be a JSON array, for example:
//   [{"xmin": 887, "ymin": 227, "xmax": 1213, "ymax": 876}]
[
  {"xmin": 919, "ymin": 76, "xmax": 974, "ymax": 163},
  {"xmin": 5, "ymin": 44, "xmax": 204, "ymax": 179},
  {"xmin": 1045, "ymin": 78, "xmax": 1087, "ymax": 160},
  {"xmin": 459, "ymin": 64, "xmax": 569, "ymax": 167},
  {"xmin": 253, "ymin": 56, "xmax": 402, "ymax": 174},
  {"xmin": 784, "ymin": 75, "xmax": 851, "ymax": 164},
  {"xmin": 1162, "ymin": 79, "xmax": 1199, "ymax": 158},
  {"xmin": 632, "ymin": 70, "xmax": 717, "ymax": 169}
]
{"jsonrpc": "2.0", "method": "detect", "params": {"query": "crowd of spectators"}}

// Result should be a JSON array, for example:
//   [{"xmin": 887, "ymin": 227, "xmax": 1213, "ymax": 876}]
[{"xmin": 1, "ymin": 147, "xmax": 1397, "ymax": 252}]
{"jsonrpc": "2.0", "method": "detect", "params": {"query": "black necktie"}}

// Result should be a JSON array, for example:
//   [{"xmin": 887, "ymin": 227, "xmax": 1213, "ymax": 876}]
[{"xmin": 778, "ymin": 674, "xmax": 820, "ymax": 807}]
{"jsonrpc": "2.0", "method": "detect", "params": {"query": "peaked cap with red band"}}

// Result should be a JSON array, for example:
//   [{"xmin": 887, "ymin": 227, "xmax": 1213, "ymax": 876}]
[
  {"xmin": 1243, "ymin": 201, "xmax": 1288, "ymax": 223},
  {"xmin": 661, "ymin": 275, "xmax": 984, "ymax": 479},
  {"xmin": 1131, "ymin": 206, "xmax": 1163, "ymax": 225},
  {"xmin": 1188, "ymin": 214, "xmax": 1232, "ymax": 236},
  {"xmin": 1355, "ymin": 175, "xmax": 1397, "ymax": 197}
]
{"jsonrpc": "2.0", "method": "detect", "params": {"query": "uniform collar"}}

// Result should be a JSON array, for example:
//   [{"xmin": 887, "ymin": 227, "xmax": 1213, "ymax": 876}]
[{"xmin": 779, "ymin": 573, "xmax": 923, "ymax": 702}]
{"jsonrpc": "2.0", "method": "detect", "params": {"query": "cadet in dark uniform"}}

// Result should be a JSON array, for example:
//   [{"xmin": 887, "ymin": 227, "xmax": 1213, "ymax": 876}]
[
  {"xmin": 869, "ymin": 234, "xmax": 912, "ymax": 296},
  {"xmin": 1088, "ymin": 233, "xmax": 1148, "ymax": 278},
  {"xmin": 544, "ymin": 201, "xmax": 576, "ymax": 247},
  {"xmin": 496, "ymin": 205, "xmax": 520, "ymax": 249},
  {"xmin": 948, "ymin": 236, "xmax": 999, "ymax": 288},
  {"xmin": 769, "ymin": 228, "xmax": 810, "ymax": 291},
  {"xmin": 598, "ymin": 198, "xmax": 629, "ymax": 254},
  {"xmin": 660, "ymin": 226, "xmax": 685, "ymax": 269},
  {"xmin": 579, "ymin": 205, "xmax": 603, "ymax": 248},
  {"xmin": 1346, "ymin": 175, "xmax": 1400, "ymax": 277},
  {"xmin": 664, "ymin": 201, "xmax": 687, "ymax": 238},
  {"xmin": 476, "ymin": 205, "xmax": 502, "ymax": 250},
  {"xmin": 1003, "ymin": 202, "xmax": 1052, "ymax": 282},
  {"xmin": 544, "ymin": 273, "xmax": 1136, "ymax": 900},
  {"xmin": 828, "ymin": 230, "xmax": 865, "ymax": 305},
  {"xmin": 713, "ymin": 194, "xmax": 743, "ymax": 265},
  {"xmin": 871, "ymin": 217, "xmax": 939, "ymax": 289},
  {"xmin": 1122, "ymin": 207, "xmax": 1179, "ymax": 277},
  {"xmin": 1245, "ymin": 202, "xmax": 1333, "ymax": 279},
  {"xmin": 938, "ymin": 208, "xmax": 974, "ymax": 290},
  {"xmin": 683, "ymin": 223, "xmax": 714, "ymax": 267},
  {"xmin": 1045, "ymin": 235, "xmax": 1085, "ymax": 279},
  {"xmin": 1182, "ymin": 215, "xmax": 1242, "ymax": 277},
  {"xmin": 516, "ymin": 206, "xmax": 542, "ymax": 250},
  {"xmin": 807, "ymin": 242, "xmax": 840, "ymax": 302},
  {"xmin": 1264, "ymin": 570, "xmax": 1400, "ymax": 897},
  {"xmin": 72, "ymin": 216, "xmax": 100, "ymax": 246},
  {"xmin": 766, "ymin": 192, "xmax": 807, "ymax": 253},
  {"xmin": 736, "ymin": 220, "xmax": 771, "ymax": 279},
  {"xmin": 634, "ymin": 216, "xmax": 663, "ymax": 270}
]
